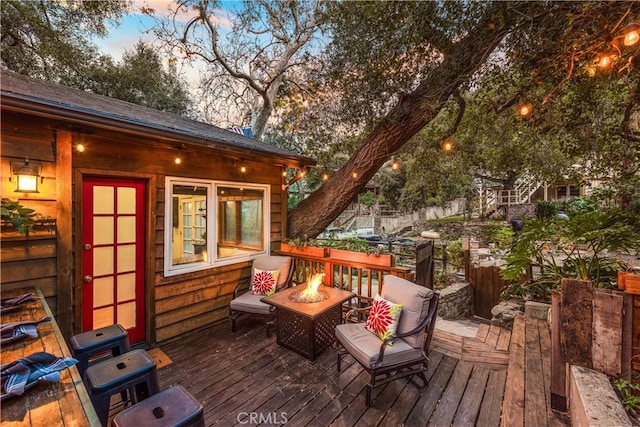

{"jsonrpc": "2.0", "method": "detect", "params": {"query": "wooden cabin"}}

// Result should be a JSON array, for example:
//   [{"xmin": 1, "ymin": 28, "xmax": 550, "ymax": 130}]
[{"xmin": 1, "ymin": 70, "xmax": 315, "ymax": 345}]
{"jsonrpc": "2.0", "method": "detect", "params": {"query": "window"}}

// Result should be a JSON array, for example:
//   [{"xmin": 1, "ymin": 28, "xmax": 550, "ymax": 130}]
[
  {"xmin": 217, "ymin": 187, "xmax": 265, "ymax": 259},
  {"xmin": 556, "ymin": 185, "xmax": 580, "ymax": 200},
  {"xmin": 164, "ymin": 178, "xmax": 269, "ymax": 276}
]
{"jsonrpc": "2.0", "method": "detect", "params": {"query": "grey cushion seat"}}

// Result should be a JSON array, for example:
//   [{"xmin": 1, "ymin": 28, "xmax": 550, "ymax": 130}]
[
  {"xmin": 335, "ymin": 323, "xmax": 423, "ymax": 368},
  {"xmin": 229, "ymin": 292, "xmax": 273, "ymax": 315}
]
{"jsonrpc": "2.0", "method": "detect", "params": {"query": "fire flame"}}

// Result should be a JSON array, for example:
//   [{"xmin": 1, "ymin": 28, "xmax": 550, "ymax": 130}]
[{"xmin": 300, "ymin": 273, "xmax": 325, "ymax": 300}]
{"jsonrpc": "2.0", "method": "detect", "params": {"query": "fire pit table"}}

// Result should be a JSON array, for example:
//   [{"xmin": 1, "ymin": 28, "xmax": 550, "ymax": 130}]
[{"xmin": 261, "ymin": 284, "xmax": 355, "ymax": 362}]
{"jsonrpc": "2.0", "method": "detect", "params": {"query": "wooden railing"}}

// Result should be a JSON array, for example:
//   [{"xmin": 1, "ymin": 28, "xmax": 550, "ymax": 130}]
[{"xmin": 278, "ymin": 249, "xmax": 413, "ymax": 304}]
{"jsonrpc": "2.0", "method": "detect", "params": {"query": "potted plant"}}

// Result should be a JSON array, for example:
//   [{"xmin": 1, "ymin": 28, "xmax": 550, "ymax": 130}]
[
  {"xmin": 328, "ymin": 237, "xmax": 393, "ymax": 268},
  {"xmin": 1, "ymin": 198, "xmax": 37, "ymax": 237},
  {"xmin": 280, "ymin": 237, "xmax": 328, "ymax": 258}
]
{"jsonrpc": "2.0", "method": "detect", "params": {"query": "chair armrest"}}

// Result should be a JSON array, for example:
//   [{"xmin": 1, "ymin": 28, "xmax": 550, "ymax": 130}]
[
  {"xmin": 343, "ymin": 306, "xmax": 372, "ymax": 324},
  {"xmin": 233, "ymin": 279, "xmax": 251, "ymax": 299}
]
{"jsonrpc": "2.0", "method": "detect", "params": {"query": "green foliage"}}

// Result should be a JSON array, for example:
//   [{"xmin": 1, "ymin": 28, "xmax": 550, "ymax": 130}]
[
  {"xmin": 1, "ymin": 0, "xmax": 129, "ymax": 82},
  {"xmin": 287, "ymin": 192, "xmax": 303, "ymax": 210},
  {"xmin": 1, "ymin": 198, "xmax": 36, "ymax": 235},
  {"xmin": 433, "ymin": 272, "xmax": 450, "ymax": 291},
  {"xmin": 446, "ymin": 240, "xmax": 464, "ymax": 270},
  {"xmin": 613, "ymin": 377, "xmax": 640, "ymax": 417},
  {"xmin": 88, "ymin": 42, "xmax": 194, "ymax": 116},
  {"xmin": 1, "ymin": 3, "xmax": 194, "ymax": 116},
  {"xmin": 482, "ymin": 224, "xmax": 515, "ymax": 249},
  {"xmin": 558, "ymin": 196, "xmax": 599, "ymax": 217},
  {"xmin": 501, "ymin": 207, "xmax": 637, "ymax": 302},
  {"xmin": 339, "ymin": 237, "xmax": 371, "ymax": 253},
  {"xmin": 358, "ymin": 191, "xmax": 377, "ymax": 208},
  {"xmin": 535, "ymin": 201, "xmax": 558, "ymax": 220}
]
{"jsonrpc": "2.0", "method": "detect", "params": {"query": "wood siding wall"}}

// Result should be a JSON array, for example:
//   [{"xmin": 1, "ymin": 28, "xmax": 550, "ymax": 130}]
[{"xmin": 1, "ymin": 110, "xmax": 289, "ymax": 343}]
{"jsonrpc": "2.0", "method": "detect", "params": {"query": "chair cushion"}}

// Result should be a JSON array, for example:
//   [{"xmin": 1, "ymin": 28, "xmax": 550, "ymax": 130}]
[
  {"xmin": 380, "ymin": 275, "xmax": 434, "ymax": 348},
  {"xmin": 336, "ymin": 323, "xmax": 423, "ymax": 369},
  {"xmin": 365, "ymin": 295, "xmax": 403, "ymax": 342},
  {"xmin": 229, "ymin": 292, "xmax": 273, "ymax": 315},
  {"xmin": 251, "ymin": 269, "xmax": 280, "ymax": 296},
  {"xmin": 253, "ymin": 255, "xmax": 291, "ymax": 289}
]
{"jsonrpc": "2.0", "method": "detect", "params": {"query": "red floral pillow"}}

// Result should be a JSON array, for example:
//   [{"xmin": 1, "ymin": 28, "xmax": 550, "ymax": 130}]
[
  {"xmin": 365, "ymin": 295, "xmax": 403, "ymax": 343},
  {"xmin": 251, "ymin": 269, "xmax": 280, "ymax": 296}
]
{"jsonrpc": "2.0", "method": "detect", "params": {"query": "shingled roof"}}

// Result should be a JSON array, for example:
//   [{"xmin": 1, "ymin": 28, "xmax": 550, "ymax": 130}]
[{"xmin": 0, "ymin": 70, "xmax": 315, "ymax": 167}]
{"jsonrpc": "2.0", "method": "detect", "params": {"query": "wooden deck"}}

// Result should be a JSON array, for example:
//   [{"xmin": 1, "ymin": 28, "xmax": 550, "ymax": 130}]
[{"xmin": 149, "ymin": 314, "xmax": 568, "ymax": 427}]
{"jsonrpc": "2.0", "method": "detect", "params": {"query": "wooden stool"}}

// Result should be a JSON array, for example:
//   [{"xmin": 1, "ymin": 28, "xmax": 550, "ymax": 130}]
[
  {"xmin": 70, "ymin": 324, "xmax": 130, "ymax": 376},
  {"xmin": 111, "ymin": 385, "xmax": 204, "ymax": 427},
  {"xmin": 85, "ymin": 349, "xmax": 160, "ymax": 426}
]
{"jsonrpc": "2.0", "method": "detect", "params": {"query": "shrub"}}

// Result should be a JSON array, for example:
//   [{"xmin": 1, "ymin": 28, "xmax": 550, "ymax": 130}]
[{"xmin": 500, "ymin": 208, "xmax": 637, "ymax": 302}]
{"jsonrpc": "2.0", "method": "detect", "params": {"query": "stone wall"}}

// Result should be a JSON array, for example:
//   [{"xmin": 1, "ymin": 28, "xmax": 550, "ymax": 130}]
[
  {"xmin": 506, "ymin": 203, "xmax": 536, "ymax": 222},
  {"xmin": 437, "ymin": 281, "xmax": 472, "ymax": 320}
]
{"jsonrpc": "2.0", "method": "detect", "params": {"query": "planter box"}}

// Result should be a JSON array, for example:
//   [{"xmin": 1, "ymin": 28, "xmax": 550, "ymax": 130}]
[
  {"xmin": 279, "ymin": 243, "xmax": 327, "ymax": 258},
  {"xmin": 328, "ymin": 248, "xmax": 392, "ymax": 268},
  {"xmin": 618, "ymin": 271, "xmax": 640, "ymax": 294}
]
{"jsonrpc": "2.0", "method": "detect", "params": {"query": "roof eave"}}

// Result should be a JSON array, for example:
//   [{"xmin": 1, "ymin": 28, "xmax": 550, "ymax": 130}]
[{"xmin": 1, "ymin": 94, "xmax": 316, "ymax": 169}]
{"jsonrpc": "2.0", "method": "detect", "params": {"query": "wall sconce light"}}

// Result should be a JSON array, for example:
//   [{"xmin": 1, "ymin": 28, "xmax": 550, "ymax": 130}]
[
  {"xmin": 76, "ymin": 143, "xmax": 86, "ymax": 153},
  {"xmin": 11, "ymin": 157, "xmax": 42, "ymax": 193},
  {"xmin": 240, "ymin": 160, "xmax": 247, "ymax": 173}
]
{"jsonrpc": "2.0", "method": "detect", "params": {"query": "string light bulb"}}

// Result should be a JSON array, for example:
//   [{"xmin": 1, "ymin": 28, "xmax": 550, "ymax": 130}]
[
  {"xmin": 442, "ymin": 140, "xmax": 454, "ymax": 152},
  {"xmin": 352, "ymin": 171, "xmax": 358, "ymax": 179},
  {"xmin": 76, "ymin": 144, "xmax": 85, "ymax": 153},
  {"xmin": 518, "ymin": 103, "xmax": 532, "ymax": 117},
  {"xmin": 240, "ymin": 160, "xmax": 246, "ymax": 173},
  {"xmin": 595, "ymin": 51, "xmax": 615, "ymax": 69},
  {"xmin": 623, "ymin": 22, "xmax": 640, "ymax": 46},
  {"xmin": 322, "ymin": 172, "xmax": 329, "ymax": 181},
  {"xmin": 391, "ymin": 159, "xmax": 399, "ymax": 171},
  {"xmin": 175, "ymin": 144, "xmax": 184, "ymax": 165}
]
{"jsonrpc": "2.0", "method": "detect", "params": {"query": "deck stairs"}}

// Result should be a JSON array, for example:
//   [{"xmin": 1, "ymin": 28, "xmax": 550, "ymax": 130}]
[{"xmin": 477, "ymin": 172, "xmax": 543, "ymax": 216}]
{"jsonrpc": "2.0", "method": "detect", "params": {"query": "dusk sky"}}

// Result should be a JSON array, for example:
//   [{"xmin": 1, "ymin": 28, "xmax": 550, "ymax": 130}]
[{"xmin": 94, "ymin": 1, "xmax": 237, "ymax": 91}]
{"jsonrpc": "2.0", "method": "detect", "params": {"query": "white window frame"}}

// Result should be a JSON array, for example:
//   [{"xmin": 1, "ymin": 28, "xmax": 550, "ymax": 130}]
[{"xmin": 164, "ymin": 177, "xmax": 270, "ymax": 277}]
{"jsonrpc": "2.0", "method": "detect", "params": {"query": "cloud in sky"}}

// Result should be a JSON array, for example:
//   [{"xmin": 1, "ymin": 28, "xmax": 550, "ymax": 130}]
[{"xmin": 134, "ymin": 0, "xmax": 233, "ymax": 26}]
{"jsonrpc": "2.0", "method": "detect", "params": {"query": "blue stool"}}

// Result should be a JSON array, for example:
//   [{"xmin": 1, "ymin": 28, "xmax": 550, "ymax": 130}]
[
  {"xmin": 111, "ymin": 385, "xmax": 204, "ymax": 427},
  {"xmin": 85, "ymin": 349, "xmax": 160, "ymax": 426},
  {"xmin": 70, "ymin": 324, "xmax": 130, "ymax": 376}
]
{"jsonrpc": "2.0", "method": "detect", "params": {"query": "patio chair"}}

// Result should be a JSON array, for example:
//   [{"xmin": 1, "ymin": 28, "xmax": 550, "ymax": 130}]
[
  {"xmin": 335, "ymin": 274, "xmax": 439, "ymax": 407},
  {"xmin": 229, "ymin": 255, "xmax": 294, "ymax": 337}
]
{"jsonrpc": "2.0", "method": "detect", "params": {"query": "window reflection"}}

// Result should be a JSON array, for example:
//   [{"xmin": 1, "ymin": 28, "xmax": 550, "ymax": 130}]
[
  {"xmin": 171, "ymin": 184, "xmax": 207, "ymax": 266},
  {"xmin": 217, "ymin": 186, "xmax": 264, "ymax": 258}
]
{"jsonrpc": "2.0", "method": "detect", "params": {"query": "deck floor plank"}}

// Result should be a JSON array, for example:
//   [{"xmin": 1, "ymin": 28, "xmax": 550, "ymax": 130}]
[
  {"xmin": 452, "ymin": 365, "xmax": 491, "ymax": 427},
  {"xmin": 154, "ymin": 315, "xmax": 563, "ymax": 427},
  {"xmin": 376, "ymin": 351, "xmax": 445, "ymax": 427},
  {"xmin": 428, "ymin": 360, "xmax": 474, "ymax": 426},
  {"xmin": 501, "ymin": 315, "xmax": 526, "ymax": 427},
  {"xmin": 525, "ymin": 316, "xmax": 549, "ymax": 427},
  {"xmin": 477, "ymin": 369, "xmax": 508, "ymax": 427}
]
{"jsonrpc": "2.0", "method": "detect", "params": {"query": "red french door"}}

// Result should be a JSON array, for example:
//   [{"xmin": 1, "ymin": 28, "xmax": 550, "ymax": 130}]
[{"xmin": 82, "ymin": 178, "xmax": 146, "ymax": 343}]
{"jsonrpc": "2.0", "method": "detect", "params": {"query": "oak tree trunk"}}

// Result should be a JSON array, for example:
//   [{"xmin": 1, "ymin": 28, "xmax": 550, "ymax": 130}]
[{"xmin": 288, "ymin": 12, "xmax": 512, "ymax": 238}]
